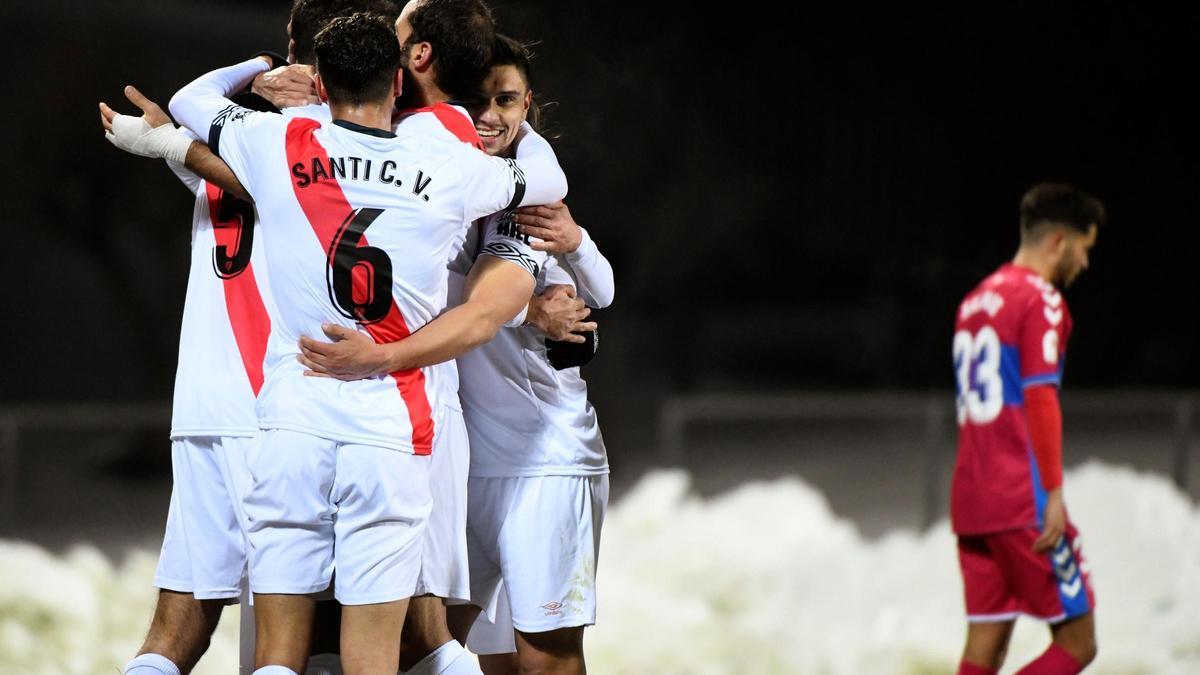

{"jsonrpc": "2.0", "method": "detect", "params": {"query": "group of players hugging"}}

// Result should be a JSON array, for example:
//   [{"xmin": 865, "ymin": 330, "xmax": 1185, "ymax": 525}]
[
  {"xmin": 101, "ymin": 1, "xmax": 610, "ymax": 673},
  {"xmin": 99, "ymin": 1, "xmax": 1104, "ymax": 674}
]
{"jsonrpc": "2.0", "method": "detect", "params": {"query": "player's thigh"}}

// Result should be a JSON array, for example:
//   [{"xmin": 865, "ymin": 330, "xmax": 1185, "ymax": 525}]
[
  {"xmin": 243, "ymin": 430, "xmax": 338, "ymax": 595},
  {"xmin": 993, "ymin": 524, "xmax": 1096, "ymax": 623},
  {"xmin": 330, "ymin": 443, "xmax": 431, "ymax": 605},
  {"xmin": 498, "ymin": 475, "xmax": 604, "ymax": 633}
]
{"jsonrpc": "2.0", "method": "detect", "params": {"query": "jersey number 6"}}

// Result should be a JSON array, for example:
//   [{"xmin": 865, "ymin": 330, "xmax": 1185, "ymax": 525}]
[
  {"xmin": 326, "ymin": 207, "xmax": 394, "ymax": 325},
  {"xmin": 953, "ymin": 326, "xmax": 1004, "ymax": 426}
]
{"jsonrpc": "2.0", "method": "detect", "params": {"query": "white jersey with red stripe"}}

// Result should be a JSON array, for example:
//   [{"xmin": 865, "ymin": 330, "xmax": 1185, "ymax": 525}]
[
  {"xmin": 165, "ymin": 105, "xmax": 336, "ymax": 439},
  {"xmin": 166, "ymin": 156, "xmax": 273, "ymax": 439},
  {"xmin": 393, "ymin": 103, "xmax": 486, "ymax": 413},
  {"xmin": 169, "ymin": 58, "xmax": 567, "ymax": 454}
]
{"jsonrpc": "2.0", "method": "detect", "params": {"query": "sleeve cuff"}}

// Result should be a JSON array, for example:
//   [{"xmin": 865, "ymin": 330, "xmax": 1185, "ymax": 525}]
[
  {"xmin": 1022, "ymin": 374, "xmax": 1062, "ymax": 388},
  {"xmin": 565, "ymin": 227, "xmax": 596, "ymax": 262},
  {"xmin": 255, "ymin": 50, "xmax": 289, "ymax": 71}
]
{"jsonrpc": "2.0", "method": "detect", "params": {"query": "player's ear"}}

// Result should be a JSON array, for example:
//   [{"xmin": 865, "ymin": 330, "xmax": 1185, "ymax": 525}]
[
  {"xmin": 393, "ymin": 68, "xmax": 404, "ymax": 99},
  {"xmin": 410, "ymin": 41, "xmax": 432, "ymax": 70},
  {"xmin": 522, "ymin": 89, "xmax": 532, "ymax": 116},
  {"xmin": 287, "ymin": 38, "xmax": 296, "ymax": 65},
  {"xmin": 315, "ymin": 73, "xmax": 329, "ymax": 103},
  {"xmin": 1049, "ymin": 227, "xmax": 1069, "ymax": 256}
]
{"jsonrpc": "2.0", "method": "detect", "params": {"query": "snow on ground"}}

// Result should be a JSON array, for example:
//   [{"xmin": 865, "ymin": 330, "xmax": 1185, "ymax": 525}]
[{"xmin": 2, "ymin": 462, "xmax": 1198, "ymax": 674}]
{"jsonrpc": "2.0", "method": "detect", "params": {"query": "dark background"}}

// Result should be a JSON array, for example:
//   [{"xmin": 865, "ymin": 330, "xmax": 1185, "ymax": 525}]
[{"xmin": 0, "ymin": 2, "xmax": 1196, "ymax": 539}]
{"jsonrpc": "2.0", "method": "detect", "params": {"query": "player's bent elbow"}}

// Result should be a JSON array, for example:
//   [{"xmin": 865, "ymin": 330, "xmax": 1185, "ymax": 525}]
[
  {"xmin": 167, "ymin": 91, "xmax": 188, "ymax": 127},
  {"xmin": 591, "ymin": 288, "xmax": 615, "ymax": 309}
]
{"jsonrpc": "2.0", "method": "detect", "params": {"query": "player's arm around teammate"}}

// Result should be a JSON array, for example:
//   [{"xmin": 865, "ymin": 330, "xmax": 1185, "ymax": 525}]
[
  {"xmin": 448, "ymin": 36, "xmax": 611, "ymax": 675},
  {"xmin": 298, "ymin": 252, "xmax": 536, "ymax": 379}
]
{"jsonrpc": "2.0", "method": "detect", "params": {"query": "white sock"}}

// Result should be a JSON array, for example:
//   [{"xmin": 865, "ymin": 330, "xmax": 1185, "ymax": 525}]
[
  {"xmin": 304, "ymin": 653, "xmax": 344, "ymax": 675},
  {"xmin": 123, "ymin": 653, "xmax": 181, "ymax": 675},
  {"xmin": 253, "ymin": 667, "xmax": 299, "ymax": 675},
  {"xmin": 401, "ymin": 640, "xmax": 482, "ymax": 675}
]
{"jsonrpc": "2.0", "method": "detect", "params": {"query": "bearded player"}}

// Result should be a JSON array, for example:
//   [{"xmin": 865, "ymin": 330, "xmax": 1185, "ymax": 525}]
[{"xmin": 952, "ymin": 182, "xmax": 1102, "ymax": 675}]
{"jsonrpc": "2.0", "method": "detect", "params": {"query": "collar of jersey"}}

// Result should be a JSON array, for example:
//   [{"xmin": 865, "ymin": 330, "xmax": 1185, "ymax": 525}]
[{"xmin": 332, "ymin": 119, "xmax": 397, "ymax": 139}]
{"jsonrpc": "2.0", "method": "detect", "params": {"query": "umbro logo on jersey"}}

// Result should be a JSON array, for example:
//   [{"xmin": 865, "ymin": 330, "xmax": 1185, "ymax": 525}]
[
  {"xmin": 209, "ymin": 105, "xmax": 253, "ymax": 155},
  {"xmin": 212, "ymin": 104, "xmax": 251, "ymax": 129}
]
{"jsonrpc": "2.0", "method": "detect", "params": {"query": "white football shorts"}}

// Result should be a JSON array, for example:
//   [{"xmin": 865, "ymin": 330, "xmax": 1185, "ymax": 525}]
[
  {"xmin": 466, "ymin": 581, "xmax": 516, "ymax": 655},
  {"xmin": 154, "ymin": 435, "xmax": 255, "ymax": 601},
  {"xmin": 242, "ymin": 429, "xmax": 431, "ymax": 605},
  {"xmin": 414, "ymin": 406, "xmax": 471, "ymax": 602},
  {"xmin": 466, "ymin": 474, "xmax": 608, "ymax": 633}
]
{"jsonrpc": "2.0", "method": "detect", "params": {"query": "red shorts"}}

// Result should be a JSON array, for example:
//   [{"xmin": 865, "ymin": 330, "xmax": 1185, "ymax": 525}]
[{"xmin": 957, "ymin": 522, "xmax": 1095, "ymax": 623}]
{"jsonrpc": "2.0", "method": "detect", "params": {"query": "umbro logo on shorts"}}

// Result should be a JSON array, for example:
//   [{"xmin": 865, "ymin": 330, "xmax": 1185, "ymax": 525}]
[{"xmin": 541, "ymin": 601, "xmax": 564, "ymax": 617}]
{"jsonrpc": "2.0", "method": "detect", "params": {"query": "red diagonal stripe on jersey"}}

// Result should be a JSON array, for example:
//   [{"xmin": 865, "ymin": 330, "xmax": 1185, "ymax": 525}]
[
  {"xmin": 404, "ymin": 102, "xmax": 483, "ymax": 149},
  {"xmin": 284, "ymin": 117, "xmax": 434, "ymax": 454},
  {"xmin": 205, "ymin": 182, "xmax": 270, "ymax": 396}
]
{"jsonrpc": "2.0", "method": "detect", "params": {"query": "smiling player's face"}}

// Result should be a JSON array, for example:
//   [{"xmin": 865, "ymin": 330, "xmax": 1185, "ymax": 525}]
[{"xmin": 470, "ymin": 64, "xmax": 531, "ymax": 157}]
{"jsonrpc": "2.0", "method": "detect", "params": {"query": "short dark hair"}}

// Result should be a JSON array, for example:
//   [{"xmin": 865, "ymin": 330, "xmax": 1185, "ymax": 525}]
[
  {"xmin": 290, "ymin": 0, "xmax": 401, "ymax": 65},
  {"xmin": 1019, "ymin": 182, "xmax": 1106, "ymax": 242},
  {"xmin": 315, "ymin": 12, "xmax": 402, "ymax": 106},
  {"xmin": 406, "ymin": 0, "xmax": 495, "ymax": 101}
]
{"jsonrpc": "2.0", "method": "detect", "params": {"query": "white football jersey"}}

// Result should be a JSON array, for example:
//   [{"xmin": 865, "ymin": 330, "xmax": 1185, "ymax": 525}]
[
  {"xmin": 166, "ymin": 165, "xmax": 272, "ymax": 439},
  {"xmin": 456, "ymin": 215, "xmax": 611, "ymax": 477},
  {"xmin": 291, "ymin": 102, "xmax": 547, "ymax": 418},
  {"xmin": 166, "ymin": 105, "xmax": 336, "ymax": 439},
  {"xmin": 170, "ymin": 59, "xmax": 568, "ymax": 453},
  {"xmin": 393, "ymin": 103, "xmax": 490, "ymax": 415}
]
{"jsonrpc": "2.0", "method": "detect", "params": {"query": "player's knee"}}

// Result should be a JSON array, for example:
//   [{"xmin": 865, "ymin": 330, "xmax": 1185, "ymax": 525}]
[
  {"xmin": 479, "ymin": 652, "xmax": 519, "ymax": 675},
  {"xmin": 962, "ymin": 625, "xmax": 1011, "ymax": 670},
  {"xmin": 516, "ymin": 627, "xmax": 584, "ymax": 673},
  {"xmin": 444, "ymin": 604, "xmax": 482, "ymax": 645},
  {"xmin": 1069, "ymin": 633, "xmax": 1097, "ymax": 666}
]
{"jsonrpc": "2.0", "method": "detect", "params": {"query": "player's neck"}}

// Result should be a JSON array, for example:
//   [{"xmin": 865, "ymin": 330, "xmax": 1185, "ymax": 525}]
[
  {"xmin": 329, "ymin": 100, "xmax": 395, "ymax": 134},
  {"xmin": 1012, "ymin": 249, "xmax": 1055, "ymax": 283},
  {"xmin": 410, "ymin": 74, "xmax": 451, "ymax": 107}
]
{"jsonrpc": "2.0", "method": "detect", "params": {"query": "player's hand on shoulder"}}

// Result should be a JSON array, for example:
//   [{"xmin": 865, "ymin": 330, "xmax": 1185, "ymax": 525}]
[
  {"xmin": 515, "ymin": 201, "xmax": 583, "ymax": 253},
  {"xmin": 252, "ymin": 64, "xmax": 319, "ymax": 109},
  {"xmin": 526, "ymin": 284, "xmax": 596, "ymax": 343},
  {"xmin": 298, "ymin": 323, "xmax": 390, "ymax": 381},
  {"xmin": 1032, "ymin": 488, "xmax": 1066, "ymax": 553}
]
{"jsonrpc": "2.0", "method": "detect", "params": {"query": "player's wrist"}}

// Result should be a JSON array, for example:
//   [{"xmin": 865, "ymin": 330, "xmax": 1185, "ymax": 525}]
[
  {"xmin": 378, "ymin": 341, "xmax": 409, "ymax": 374},
  {"xmin": 108, "ymin": 115, "xmax": 191, "ymax": 163},
  {"xmin": 523, "ymin": 295, "xmax": 548, "ymax": 332}
]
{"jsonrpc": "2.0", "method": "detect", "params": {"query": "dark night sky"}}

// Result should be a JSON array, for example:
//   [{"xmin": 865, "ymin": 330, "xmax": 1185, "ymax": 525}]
[{"xmin": 1, "ymin": 2, "xmax": 1196, "ymax": 406}]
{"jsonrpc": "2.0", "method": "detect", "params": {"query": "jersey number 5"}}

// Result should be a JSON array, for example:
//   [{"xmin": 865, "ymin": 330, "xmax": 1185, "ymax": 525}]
[
  {"xmin": 327, "ymin": 207, "xmax": 393, "ymax": 324},
  {"xmin": 209, "ymin": 187, "xmax": 255, "ymax": 279},
  {"xmin": 953, "ymin": 326, "xmax": 1003, "ymax": 426}
]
